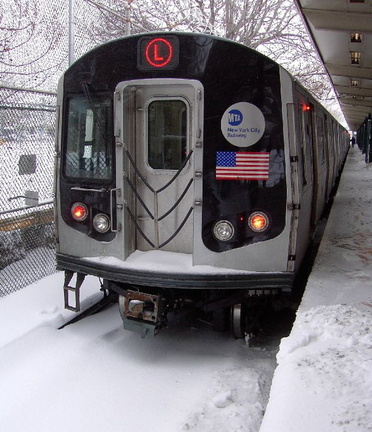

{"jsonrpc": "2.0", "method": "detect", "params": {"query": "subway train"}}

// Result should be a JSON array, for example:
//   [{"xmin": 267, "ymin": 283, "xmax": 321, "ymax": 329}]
[{"xmin": 54, "ymin": 32, "xmax": 349, "ymax": 337}]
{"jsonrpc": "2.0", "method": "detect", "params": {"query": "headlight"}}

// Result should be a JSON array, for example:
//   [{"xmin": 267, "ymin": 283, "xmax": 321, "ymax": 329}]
[
  {"xmin": 213, "ymin": 220, "xmax": 234, "ymax": 241},
  {"xmin": 71, "ymin": 202, "xmax": 88, "ymax": 222},
  {"xmin": 248, "ymin": 211, "xmax": 269, "ymax": 232},
  {"xmin": 93, "ymin": 213, "xmax": 110, "ymax": 233}
]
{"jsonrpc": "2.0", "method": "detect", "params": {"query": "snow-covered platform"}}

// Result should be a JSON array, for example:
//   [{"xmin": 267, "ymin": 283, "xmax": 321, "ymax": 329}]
[{"xmin": 260, "ymin": 146, "xmax": 372, "ymax": 432}]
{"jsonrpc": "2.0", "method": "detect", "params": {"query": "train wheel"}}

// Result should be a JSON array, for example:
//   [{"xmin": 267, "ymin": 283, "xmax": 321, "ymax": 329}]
[
  {"xmin": 118, "ymin": 295, "xmax": 125, "ymax": 321},
  {"xmin": 231, "ymin": 303, "xmax": 246, "ymax": 339}
]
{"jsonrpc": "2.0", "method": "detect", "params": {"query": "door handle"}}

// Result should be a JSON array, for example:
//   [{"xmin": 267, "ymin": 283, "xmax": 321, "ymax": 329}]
[{"xmin": 110, "ymin": 188, "xmax": 121, "ymax": 232}]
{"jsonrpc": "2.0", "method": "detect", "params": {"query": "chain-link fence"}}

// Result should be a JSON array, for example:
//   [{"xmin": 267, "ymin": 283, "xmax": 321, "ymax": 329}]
[{"xmin": 0, "ymin": 86, "xmax": 57, "ymax": 297}]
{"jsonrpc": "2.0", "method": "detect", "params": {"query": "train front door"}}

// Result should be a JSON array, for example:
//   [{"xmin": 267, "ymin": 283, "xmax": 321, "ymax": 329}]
[{"xmin": 115, "ymin": 79, "xmax": 203, "ymax": 257}]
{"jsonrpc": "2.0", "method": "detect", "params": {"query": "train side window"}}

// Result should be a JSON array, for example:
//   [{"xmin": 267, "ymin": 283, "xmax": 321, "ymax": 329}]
[
  {"xmin": 64, "ymin": 95, "xmax": 113, "ymax": 180},
  {"xmin": 147, "ymin": 99, "xmax": 187, "ymax": 170},
  {"xmin": 316, "ymin": 115, "xmax": 325, "ymax": 163},
  {"xmin": 299, "ymin": 108, "xmax": 309, "ymax": 186}
]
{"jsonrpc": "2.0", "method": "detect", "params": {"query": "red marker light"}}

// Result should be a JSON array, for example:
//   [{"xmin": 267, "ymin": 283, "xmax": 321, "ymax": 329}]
[
  {"xmin": 71, "ymin": 202, "xmax": 88, "ymax": 222},
  {"xmin": 302, "ymin": 104, "xmax": 311, "ymax": 112}
]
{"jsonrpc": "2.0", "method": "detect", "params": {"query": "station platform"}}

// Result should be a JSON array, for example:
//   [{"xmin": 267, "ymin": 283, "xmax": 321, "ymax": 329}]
[{"xmin": 260, "ymin": 146, "xmax": 372, "ymax": 432}]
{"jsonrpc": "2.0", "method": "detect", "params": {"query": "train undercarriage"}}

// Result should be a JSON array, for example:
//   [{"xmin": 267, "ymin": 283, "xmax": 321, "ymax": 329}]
[{"xmin": 62, "ymin": 269, "xmax": 291, "ymax": 338}]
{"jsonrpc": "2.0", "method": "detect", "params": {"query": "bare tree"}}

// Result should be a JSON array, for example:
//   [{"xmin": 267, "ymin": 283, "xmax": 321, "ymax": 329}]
[
  {"xmin": 87, "ymin": 0, "xmax": 305, "ymax": 50},
  {"xmin": 0, "ymin": 0, "xmax": 66, "ymax": 89},
  {"xmin": 84, "ymin": 0, "xmax": 332, "ymax": 104},
  {"xmin": 0, "ymin": 0, "xmax": 339, "ymax": 116},
  {"xmin": 0, "ymin": 0, "xmax": 37, "ymax": 72}
]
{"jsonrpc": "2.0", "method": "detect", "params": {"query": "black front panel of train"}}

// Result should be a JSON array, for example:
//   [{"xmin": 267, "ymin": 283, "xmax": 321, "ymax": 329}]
[
  {"xmin": 200, "ymin": 44, "xmax": 286, "ymax": 252},
  {"xmin": 61, "ymin": 34, "xmax": 286, "ymax": 250}
]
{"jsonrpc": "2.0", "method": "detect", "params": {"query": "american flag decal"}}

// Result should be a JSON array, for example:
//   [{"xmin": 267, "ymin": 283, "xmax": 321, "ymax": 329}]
[{"xmin": 216, "ymin": 151, "xmax": 270, "ymax": 180}]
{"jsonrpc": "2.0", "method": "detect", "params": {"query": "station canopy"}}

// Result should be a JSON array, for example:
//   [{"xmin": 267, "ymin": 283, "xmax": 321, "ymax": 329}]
[{"xmin": 295, "ymin": 0, "xmax": 372, "ymax": 131}]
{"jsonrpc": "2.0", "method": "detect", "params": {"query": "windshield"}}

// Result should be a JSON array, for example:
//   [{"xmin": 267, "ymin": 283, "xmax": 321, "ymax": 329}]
[{"xmin": 64, "ymin": 94, "xmax": 113, "ymax": 180}]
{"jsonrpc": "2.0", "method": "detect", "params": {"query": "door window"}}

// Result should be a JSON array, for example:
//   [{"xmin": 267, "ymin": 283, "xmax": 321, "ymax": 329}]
[{"xmin": 147, "ymin": 99, "xmax": 187, "ymax": 170}]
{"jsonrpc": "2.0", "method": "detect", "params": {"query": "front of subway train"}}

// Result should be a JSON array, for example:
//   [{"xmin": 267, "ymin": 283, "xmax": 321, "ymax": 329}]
[{"xmin": 55, "ymin": 33, "xmax": 293, "ymax": 337}]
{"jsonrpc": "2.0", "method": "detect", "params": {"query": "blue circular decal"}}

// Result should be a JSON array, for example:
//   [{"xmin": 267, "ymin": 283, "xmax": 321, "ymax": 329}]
[{"xmin": 228, "ymin": 109, "xmax": 243, "ymax": 126}]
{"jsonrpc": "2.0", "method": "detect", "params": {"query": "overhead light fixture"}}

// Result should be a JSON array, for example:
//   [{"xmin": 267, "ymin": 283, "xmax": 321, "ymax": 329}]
[
  {"xmin": 350, "ymin": 51, "xmax": 361, "ymax": 64},
  {"xmin": 350, "ymin": 32, "xmax": 362, "ymax": 43}
]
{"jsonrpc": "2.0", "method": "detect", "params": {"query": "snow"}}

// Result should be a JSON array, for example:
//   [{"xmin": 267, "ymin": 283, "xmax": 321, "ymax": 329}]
[
  {"xmin": 261, "ymin": 147, "xmax": 372, "ymax": 432},
  {"xmin": 1, "ymin": 146, "xmax": 371, "ymax": 431},
  {"xmin": 261, "ymin": 305, "xmax": 372, "ymax": 431},
  {"xmin": 0, "ymin": 273, "xmax": 277, "ymax": 432},
  {"xmin": 85, "ymin": 249, "xmax": 255, "ymax": 274}
]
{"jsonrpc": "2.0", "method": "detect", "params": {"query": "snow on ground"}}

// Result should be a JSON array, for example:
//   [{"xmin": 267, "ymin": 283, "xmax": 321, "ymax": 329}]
[
  {"xmin": 0, "ymin": 147, "xmax": 371, "ymax": 432},
  {"xmin": 0, "ymin": 273, "xmax": 277, "ymax": 432},
  {"xmin": 261, "ymin": 147, "xmax": 372, "ymax": 432}
]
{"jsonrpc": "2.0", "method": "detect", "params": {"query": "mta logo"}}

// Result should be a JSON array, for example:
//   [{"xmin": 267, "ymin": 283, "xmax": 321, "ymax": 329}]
[{"xmin": 228, "ymin": 109, "xmax": 243, "ymax": 126}]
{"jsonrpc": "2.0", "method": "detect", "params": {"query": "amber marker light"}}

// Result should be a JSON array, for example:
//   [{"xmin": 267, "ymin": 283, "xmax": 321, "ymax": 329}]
[
  {"xmin": 71, "ymin": 202, "xmax": 88, "ymax": 222},
  {"xmin": 248, "ymin": 211, "xmax": 269, "ymax": 233}
]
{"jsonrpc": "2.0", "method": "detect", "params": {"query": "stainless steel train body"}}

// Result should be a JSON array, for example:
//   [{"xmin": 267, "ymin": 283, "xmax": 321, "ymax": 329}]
[{"xmin": 55, "ymin": 33, "xmax": 349, "ymax": 336}]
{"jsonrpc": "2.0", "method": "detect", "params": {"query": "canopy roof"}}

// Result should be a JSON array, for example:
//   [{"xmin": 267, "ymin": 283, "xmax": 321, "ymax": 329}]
[{"xmin": 295, "ymin": 0, "xmax": 372, "ymax": 130}]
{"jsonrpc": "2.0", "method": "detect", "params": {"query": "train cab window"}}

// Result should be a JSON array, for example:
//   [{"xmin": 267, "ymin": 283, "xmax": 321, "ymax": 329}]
[
  {"xmin": 147, "ymin": 99, "xmax": 187, "ymax": 170},
  {"xmin": 64, "ymin": 95, "xmax": 113, "ymax": 180}
]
